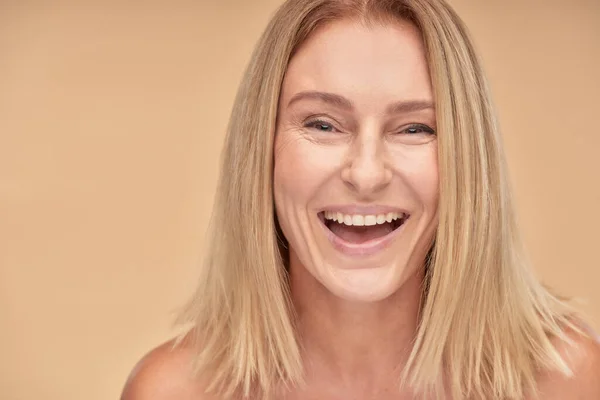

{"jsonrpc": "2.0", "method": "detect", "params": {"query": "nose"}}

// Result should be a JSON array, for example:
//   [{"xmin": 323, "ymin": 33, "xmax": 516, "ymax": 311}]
[{"xmin": 341, "ymin": 134, "xmax": 392, "ymax": 197}]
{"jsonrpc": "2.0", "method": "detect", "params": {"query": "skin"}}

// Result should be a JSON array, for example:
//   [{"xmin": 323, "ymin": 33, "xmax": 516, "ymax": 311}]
[
  {"xmin": 272, "ymin": 19, "xmax": 438, "ymax": 398},
  {"xmin": 121, "ymin": 19, "xmax": 600, "ymax": 400}
]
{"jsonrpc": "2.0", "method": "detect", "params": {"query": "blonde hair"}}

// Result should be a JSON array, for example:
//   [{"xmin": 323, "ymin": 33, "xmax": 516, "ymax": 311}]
[{"xmin": 175, "ymin": 0, "xmax": 583, "ymax": 398}]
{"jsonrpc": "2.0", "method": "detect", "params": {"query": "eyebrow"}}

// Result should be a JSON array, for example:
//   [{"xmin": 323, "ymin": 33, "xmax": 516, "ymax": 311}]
[
  {"xmin": 287, "ymin": 90, "xmax": 353, "ymax": 110},
  {"xmin": 286, "ymin": 90, "xmax": 434, "ymax": 115}
]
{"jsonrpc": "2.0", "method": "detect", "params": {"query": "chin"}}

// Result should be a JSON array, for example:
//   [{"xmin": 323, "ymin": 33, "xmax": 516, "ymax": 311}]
[{"xmin": 316, "ymin": 259, "xmax": 418, "ymax": 303}]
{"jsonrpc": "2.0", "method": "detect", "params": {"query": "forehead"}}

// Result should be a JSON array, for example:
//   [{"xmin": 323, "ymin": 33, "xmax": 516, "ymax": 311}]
[{"xmin": 281, "ymin": 19, "xmax": 433, "ymax": 109}]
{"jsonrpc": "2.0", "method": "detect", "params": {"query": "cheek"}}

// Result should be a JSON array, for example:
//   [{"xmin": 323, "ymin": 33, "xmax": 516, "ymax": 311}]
[
  {"xmin": 392, "ymin": 144, "xmax": 439, "ymax": 208},
  {"xmin": 273, "ymin": 135, "xmax": 333, "ymax": 259},
  {"xmin": 418, "ymin": 156, "xmax": 439, "ymax": 208},
  {"xmin": 273, "ymin": 137, "xmax": 310, "ymax": 208},
  {"xmin": 273, "ymin": 136, "xmax": 315, "ymax": 241},
  {"xmin": 273, "ymin": 134, "xmax": 340, "ymax": 207}
]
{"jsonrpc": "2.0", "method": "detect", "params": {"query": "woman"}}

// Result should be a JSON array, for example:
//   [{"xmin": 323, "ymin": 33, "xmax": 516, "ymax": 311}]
[{"xmin": 122, "ymin": 0, "xmax": 600, "ymax": 399}]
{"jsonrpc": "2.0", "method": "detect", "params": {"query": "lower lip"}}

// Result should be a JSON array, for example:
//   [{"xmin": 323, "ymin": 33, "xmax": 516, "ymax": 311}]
[{"xmin": 319, "ymin": 216, "xmax": 407, "ymax": 258}]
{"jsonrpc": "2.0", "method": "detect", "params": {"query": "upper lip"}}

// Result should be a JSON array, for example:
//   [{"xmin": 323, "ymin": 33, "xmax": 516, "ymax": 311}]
[{"xmin": 318, "ymin": 205, "xmax": 410, "ymax": 215}]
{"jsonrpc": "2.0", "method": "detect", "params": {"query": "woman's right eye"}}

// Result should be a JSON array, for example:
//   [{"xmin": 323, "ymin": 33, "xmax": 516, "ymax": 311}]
[{"xmin": 303, "ymin": 119, "xmax": 337, "ymax": 133}]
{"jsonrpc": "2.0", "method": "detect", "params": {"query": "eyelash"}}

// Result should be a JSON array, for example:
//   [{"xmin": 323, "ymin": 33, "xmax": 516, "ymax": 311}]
[{"xmin": 303, "ymin": 119, "xmax": 436, "ymax": 135}]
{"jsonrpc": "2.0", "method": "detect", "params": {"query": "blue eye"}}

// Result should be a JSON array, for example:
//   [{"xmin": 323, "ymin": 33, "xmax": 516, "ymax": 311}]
[
  {"xmin": 402, "ymin": 124, "xmax": 436, "ymax": 135},
  {"xmin": 304, "ymin": 119, "xmax": 337, "ymax": 132}
]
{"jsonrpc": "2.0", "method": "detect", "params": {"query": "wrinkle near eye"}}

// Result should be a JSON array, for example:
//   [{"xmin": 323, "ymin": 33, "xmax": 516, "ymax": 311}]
[{"xmin": 275, "ymin": 130, "xmax": 307, "ymax": 155}]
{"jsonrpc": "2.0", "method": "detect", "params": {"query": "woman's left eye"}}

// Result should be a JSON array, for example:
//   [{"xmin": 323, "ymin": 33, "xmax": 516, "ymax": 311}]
[{"xmin": 401, "ymin": 124, "xmax": 436, "ymax": 135}]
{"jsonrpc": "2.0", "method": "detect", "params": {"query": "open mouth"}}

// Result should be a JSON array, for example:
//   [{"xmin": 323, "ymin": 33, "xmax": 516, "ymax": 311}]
[{"xmin": 318, "ymin": 211, "xmax": 409, "ymax": 244}]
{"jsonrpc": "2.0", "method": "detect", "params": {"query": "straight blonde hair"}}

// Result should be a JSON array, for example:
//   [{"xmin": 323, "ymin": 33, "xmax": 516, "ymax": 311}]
[{"xmin": 176, "ymin": 0, "xmax": 583, "ymax": 398}]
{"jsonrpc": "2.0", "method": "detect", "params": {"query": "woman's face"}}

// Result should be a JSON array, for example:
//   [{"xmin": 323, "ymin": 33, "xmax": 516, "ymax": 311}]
[{"xmin": 273, "ymin": 19, "xmax": 439, "ymax": 302}]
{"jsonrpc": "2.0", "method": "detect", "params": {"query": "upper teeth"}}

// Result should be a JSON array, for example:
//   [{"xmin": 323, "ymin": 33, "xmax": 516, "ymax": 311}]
[{"xmin": 323, "ymin": 211, "xmax": 404, "ymax": 226}]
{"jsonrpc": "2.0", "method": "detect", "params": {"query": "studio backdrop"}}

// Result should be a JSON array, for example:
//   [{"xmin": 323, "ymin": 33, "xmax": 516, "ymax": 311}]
[{"xmin": 1, "ymin": 1, "xmax": 598, "ymax": 399}]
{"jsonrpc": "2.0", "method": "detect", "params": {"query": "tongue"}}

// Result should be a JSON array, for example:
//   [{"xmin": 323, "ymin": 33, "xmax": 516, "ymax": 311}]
[{"xmin": 329, "ymin": 222, "xmax": 394, "ymax": 243}]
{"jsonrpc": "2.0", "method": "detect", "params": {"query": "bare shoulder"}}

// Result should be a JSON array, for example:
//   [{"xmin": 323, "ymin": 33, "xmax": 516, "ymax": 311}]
[
  {"xmin": 120, "ymin": 335, "xmax": 213, "ymax": 400},
  {"xmin": 535, "ymin": 323, "xmax": 600, "ymax": 399}
]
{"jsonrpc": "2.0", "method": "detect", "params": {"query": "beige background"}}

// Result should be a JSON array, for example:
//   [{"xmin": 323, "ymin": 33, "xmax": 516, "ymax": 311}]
[{"xmin": 0, "ymin": 1, "xmax": 598, "ymax": 399}]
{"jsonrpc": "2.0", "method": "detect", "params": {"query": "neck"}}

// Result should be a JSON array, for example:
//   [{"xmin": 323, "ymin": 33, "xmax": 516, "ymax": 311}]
[{"xmin": 289, "ymin": 253, "xmax": 423, "ymax": 388}]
